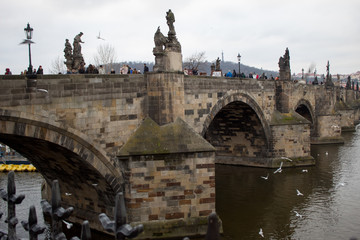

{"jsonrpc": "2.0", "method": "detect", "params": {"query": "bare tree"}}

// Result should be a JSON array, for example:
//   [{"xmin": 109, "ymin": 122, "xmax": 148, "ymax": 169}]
[
  {"xmin": 50, "ymin": 56, "xmax": 66, "ymax": 74},
  {"xmin": 184, "ymin": 51, "xmax": 206, "ymax": 72},
  {"xmin": 93, "ymin": 43, "xmax": 118, "ymax": 72}
]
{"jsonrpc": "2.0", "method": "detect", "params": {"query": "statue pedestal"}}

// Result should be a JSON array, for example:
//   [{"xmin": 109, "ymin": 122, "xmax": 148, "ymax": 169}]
[
  {"xmin": 163, "ymin": 51, "xmax": 182, "ymax": 72},
  {"xmin": 153, "ymin": 49, "xmax": 182, "ymax": 72}
]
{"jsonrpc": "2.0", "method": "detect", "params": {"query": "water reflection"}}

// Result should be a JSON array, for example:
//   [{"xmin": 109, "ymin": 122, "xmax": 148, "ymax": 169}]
[{"xmin": 1, "ymin": 131, "xmax": 360, "ymax": 239}]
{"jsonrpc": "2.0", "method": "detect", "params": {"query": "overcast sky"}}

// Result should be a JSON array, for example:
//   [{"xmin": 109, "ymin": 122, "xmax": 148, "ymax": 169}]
[{"xmin": 2, "ymin": 0, "xmax": 360, "ymax": 75}]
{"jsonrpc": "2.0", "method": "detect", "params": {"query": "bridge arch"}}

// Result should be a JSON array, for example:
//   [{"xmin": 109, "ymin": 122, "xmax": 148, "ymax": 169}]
[
  {"xmin": 295, "ymin": 99, "xmax": 316, "ymax": 137},
  {"xmin": 0, "ymin": 109, "xmax": 123, "ymax": 223},
  {"xmin": 201, "ymin": 91, "xmax": 271, "ymax": 164}
]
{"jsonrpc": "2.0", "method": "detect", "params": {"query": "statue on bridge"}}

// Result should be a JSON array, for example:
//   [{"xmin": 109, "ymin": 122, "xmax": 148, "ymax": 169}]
[
  {"xmin": 215, "ymin": 57, "xmax": 221, "ymax": 71},
  {"xmin": 166, "ymin": 9, "xmax": 176, "ymax": 35},
  {"xmin": 346, "ymin": 76, "xmax": 352, "ymax": 89},
  {"xmin": 153, "ymin": 10, "xmax": 182, "ymax": 72},
  {"xmin": 153, "ymin": 27, "xmax": 167, "ymax": 52},
  {"xmin": 63, "ymin": 32, "xmax": 85, "ymax": 73},
  {"xmin": 325, "ymin": 60, "xmax": 334, "ymax": 87},
  {"xmin": 278, "ymin": 48, "xmax": 291, "ymax": 80},
  {"xmin": 64, "ymin": 39, "xmax": 73, "ymax": 71}
]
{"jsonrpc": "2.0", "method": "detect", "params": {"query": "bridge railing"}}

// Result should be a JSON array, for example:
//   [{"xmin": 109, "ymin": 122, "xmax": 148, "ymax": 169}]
[{"xmin": 0, "ymin": 171, "xmax": 221, "ymax": 240}]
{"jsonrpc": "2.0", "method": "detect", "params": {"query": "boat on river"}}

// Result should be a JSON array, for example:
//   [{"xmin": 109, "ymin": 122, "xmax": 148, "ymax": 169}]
[{"xmin": 0, "ymin": 144, "xmax": 36, "ymax": 172}]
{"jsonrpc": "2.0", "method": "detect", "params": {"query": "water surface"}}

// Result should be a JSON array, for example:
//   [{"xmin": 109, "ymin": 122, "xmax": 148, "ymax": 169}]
[{"xmin": 1, "ymin": 131, "xmax": 360, "ymax": 239}]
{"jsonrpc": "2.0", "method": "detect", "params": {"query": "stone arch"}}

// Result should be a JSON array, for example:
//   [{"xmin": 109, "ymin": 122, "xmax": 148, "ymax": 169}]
[
  {"xmin": 0, "ymin": 109, "xmax": 123, "ymax": 227},
  {"xmin": 201, "ymin": 91, "xmax": 271, "ymax": 164},
  {"xmin": 295, "ymin": 99, "xmax": 317, "ymax": 137}
]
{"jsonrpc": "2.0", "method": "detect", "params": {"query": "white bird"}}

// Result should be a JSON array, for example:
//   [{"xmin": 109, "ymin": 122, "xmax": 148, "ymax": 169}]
[
  {"xmin": 296, "ymin": 189, "xmax": 303, "ymax": 196},
  {"xmin": 65, "ymin": 192, "xmax": 72, "ymax": 196},
  {"xmin": 97, "ymin": 32, "xmax": 105, "ymax": 40},
  {"xmin": 259, "ymin": 228, "xmax": 264, "ymax": 238},
  {"xmin": 281, "ymin": 156, "xmax": 292, "ymax": 162},
  {"xmin": 260, "ymin": 174, "xmax": 269, "ymax": 180},
  {"xmin": 92, "ymin": 183, "xmax": 98, "ymax": 187},
  {"xmin": 63, "ymin": 220, "xmax": 73, "ymax": 229},
  {"xmin": 302, "ymin": 169, "xmax": 308, "ymax": 173},
  {"xmin": 293, "ymin": 210, "xmax": 303, "ymax": 218},
  {"xmin": 336, "ymin": 182, "xmax": 346, "ymax": 188},
  {"xmin": 37, "ymin": 89, "xmax": 48, "ymax": 93},
  {"xmin": 325, "ymin": 151, "xmax": 329, "ymax": 155},
  {"xmin": 274, "ymin": 162, "xmax": 283, "ymax": 174}
]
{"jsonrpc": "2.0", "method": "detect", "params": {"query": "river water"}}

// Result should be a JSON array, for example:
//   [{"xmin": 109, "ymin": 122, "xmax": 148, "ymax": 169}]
[{"xmin": 1, "ymin": 131, "xmax": 360, "ymax": 239}]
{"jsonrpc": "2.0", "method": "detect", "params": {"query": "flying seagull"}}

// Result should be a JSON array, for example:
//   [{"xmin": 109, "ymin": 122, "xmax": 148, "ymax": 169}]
[
  {"xmin": 293, "ymin": 210, "xmax": 303, "ymax": 218},
  {"xmin": 97, "ymin": 32, "xmax": 105, "ymax": 40},
  {"xmin": 296, "ymin": 189, "xmax": 303, "ymax": 196},
  {"xmin": 260, "ymin": 174, "xmax": 269, "ymax": 180},
  {"xmin": 274, "ymin": 162, "xmax": 283, "ymax": 174},
  {"xmin": 302, "ymin": 169, "xmax": 308, "ymax": 173},
  {"xmin": 63, "ymin": 220, "xmax": 73, "ymax": 229},
  {"xmin": 65, "ymin": 192, "xmax": 72, "ymax": 196},
  {"xmin": 259, "ymin": 228, "xmax": 264, "ymax": 238},
  {"xmin": 281, "ymin": 156, "xmax": 292, "ymax": 162}
]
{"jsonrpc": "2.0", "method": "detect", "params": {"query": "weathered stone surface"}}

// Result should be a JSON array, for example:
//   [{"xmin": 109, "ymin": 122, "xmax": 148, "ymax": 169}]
[{"xmin": 118, "ymin": 117, "xmax": 215, "ymax": 156}]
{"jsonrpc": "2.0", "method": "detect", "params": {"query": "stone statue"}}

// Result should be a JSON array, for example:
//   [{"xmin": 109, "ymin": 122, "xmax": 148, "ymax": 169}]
[
  {"xmin": 72, "ymin": 32, "xmax": 85, "ymax": 71},
  {"xmin": 63, "ymin": 32, "xmax": 85, "ymax": 72},
  {"xmin": 215, "ymin": 58, "xmax": 221, "ymax": 71},
  {"xmin": 346, "ymin": 76, "xmax": 352, "ymax": 89},
  {"xmin": 325, "ymin": 60, "xmax": 334, "ymax": 87},
  {"xmin": 153, "ymin": 10, "xmax": 182, "ymax": 72},
  {"xmin": 153, "ymin": 27, "xmax": 167, "ymax": 52},
  {"xmin": 166, "ymin": 9, "xmax": 175, "ymax": 35},
  {"xmin": 73, "ymin": 32, "xmax": 84, "ymax": 57},
  {"xmin": 63, "ymin": 39, "xmax": 73, "ymax": 70},
  {"xmin": 278, "ymin": 47, "xmax": 290, "ymax": 71},
  {"xmin": 278, "ymin": 48, "xmax": 291, "ymax": 80}
]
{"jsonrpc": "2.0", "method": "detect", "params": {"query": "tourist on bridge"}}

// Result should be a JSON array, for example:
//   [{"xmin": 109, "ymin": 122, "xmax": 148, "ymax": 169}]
[
  {"xmin": 4, "ymin": 68, "xmax": 12, "ymax": 75},
  {"xmin": 225, "ymin": 70, "xmax": 232, "ymax": 77},
  {"xmin": 232, "ymin": 69, "xmax": 237, "ymax": 77},
  {"xmin": 36, "ymin": 65, "xmax": 43, "ymax": 74},
  {"xmin": 99, "ymin": 65, "xmax": 105, "ymax": 74},
  {"xmin": 143, "ymin": 63, "xmax": 149, "ymax": 73}
]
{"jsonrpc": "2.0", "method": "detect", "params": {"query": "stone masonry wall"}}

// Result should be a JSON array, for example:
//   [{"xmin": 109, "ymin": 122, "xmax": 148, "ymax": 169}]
[
  {"xmin": 270, "ymin": 123, "xmax": 311, "ymax": 159},
  {"xmin": 183, "ymin": 76, "xmax": 276, "ymax": 134},
  {"xmin": 120, "ymin": 152, "xmax": 215, "ymax": 238},
  {"xmin": 0, "ymin": 74, "xmax": 147, "ymax": 157}
]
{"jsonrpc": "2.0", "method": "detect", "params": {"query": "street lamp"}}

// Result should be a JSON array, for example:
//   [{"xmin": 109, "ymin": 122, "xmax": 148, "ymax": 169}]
[
  {"xmin": 22, "ymin": 23, "xmax": 34, "ymax": 75},
  {"xmin": 237, "ymin": 53, "xmax": 241, "ymax": 78}
]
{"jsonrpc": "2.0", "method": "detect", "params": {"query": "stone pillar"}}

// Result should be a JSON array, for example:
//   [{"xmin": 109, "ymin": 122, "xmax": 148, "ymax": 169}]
[
  {"xmin": 118, "ymin": 118, "xmax": 217, "ymax": 239},
  {"xmin": 275, "ymin": 81, "xmax": 290, "ymax": 113},
  {"xmin": 269, "ymin": 110, "xmax": 315, "ymax": 167},
  {"xmin": 146, "ymin": 72, "xmax": 185, "ymax": 126},
  {"xmin": 312, "ymin": 114, "xmax": 344, "ymax": 144}
]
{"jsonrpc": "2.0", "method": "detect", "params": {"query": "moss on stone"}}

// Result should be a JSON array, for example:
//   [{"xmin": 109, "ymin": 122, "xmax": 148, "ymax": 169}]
[
  {"xmin": 270, "ymin": 110, "xmax": 310, "ymax": 125},
  {"xmin": 118, "ymin": 117, "xmax": 215, "ymax": 156},
  {"xmin": 335, "ymin": 101, "xmax": 352, "ymax": 110}
]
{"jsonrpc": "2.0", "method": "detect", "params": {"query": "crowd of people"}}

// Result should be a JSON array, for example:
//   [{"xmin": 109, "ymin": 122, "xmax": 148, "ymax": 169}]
[
  {"xmin": 5, "ymin": 64, "xmax": 276, "ymax": 80},
  {"xmin": 4, "ymin": 65, "xmax": 44, "ymax": 75},
  {"xmin": 4, "ymin": 63, "xmax": 151, "ymax": 76}
]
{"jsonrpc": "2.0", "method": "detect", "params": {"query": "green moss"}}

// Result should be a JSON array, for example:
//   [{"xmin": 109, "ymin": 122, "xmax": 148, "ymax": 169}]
[
  {"xmin": 270, "ymin": 110, "xmax": 310, "ymax": 125},
  {"xmin": 118, "ymin": 117, "xmax": 215, "ymax": 156}
]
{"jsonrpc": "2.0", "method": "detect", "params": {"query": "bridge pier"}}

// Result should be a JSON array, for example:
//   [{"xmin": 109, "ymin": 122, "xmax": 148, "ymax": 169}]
[{"xmin": 118, "ymin": 117, "xmax": 217, "ymax": 239}]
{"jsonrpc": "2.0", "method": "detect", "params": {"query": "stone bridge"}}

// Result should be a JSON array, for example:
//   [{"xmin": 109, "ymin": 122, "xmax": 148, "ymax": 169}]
[
  {"xmin": 1, "ymin": 11, "xmax": 360, "ymax": 239},
  {"xmin": 1, "ymin": 72, "xmax": 359, "ymax": 238}
]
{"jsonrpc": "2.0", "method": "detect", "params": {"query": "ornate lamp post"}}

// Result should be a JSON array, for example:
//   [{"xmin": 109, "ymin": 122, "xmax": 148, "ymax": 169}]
[
  {"xmin": 22, "ymin": 23, "xmax": 34, "ymax": 75},
  {"xmin": 237, "ymin": 53, "xmax": 241, "ymax": 78}
]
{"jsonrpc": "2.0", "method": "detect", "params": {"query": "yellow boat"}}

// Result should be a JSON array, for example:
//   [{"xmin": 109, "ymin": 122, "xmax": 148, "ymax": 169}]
[{"xmin": 0, "ymin": 164, "xmax": 37, "ymax": 172}]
